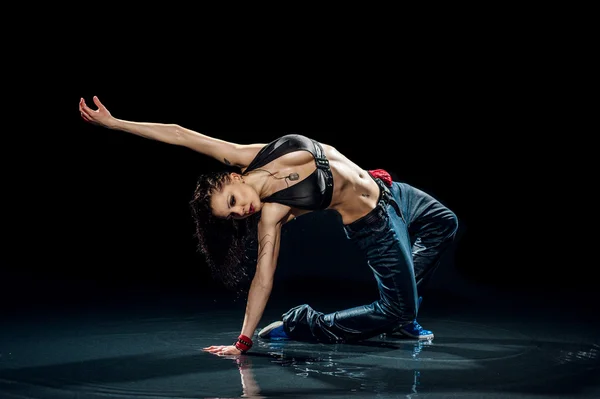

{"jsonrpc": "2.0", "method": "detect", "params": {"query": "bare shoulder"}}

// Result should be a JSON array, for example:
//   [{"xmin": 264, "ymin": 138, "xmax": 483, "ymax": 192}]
[
  {"xmin": 233, "ymin": 143, "xmax": 267, "ymax": 169},
  {"xmin": 259, "ymin": 202, "xmax": 293, "ymax": 228}
]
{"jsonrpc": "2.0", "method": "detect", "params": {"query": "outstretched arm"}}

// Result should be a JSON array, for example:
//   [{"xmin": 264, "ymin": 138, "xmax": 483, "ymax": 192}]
[
  {"xmin": 79, "ymin": 96, "xmax": 265, "ymax": 168},
  {"xmin": 203, "ymin": 202, "xmax": 290, "ymax": 356}
]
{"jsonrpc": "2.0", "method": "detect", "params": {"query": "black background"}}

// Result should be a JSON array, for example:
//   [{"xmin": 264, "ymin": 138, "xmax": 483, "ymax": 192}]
[{"xmin": 2, "ymin": 22, "xmax": 593, "ymax": 314}]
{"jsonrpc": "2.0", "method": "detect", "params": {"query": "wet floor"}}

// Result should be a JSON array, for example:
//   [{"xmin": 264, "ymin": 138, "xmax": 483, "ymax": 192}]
[{"xmin": 1, "ymin": 281, "xmax": 599, "ymax": 399}]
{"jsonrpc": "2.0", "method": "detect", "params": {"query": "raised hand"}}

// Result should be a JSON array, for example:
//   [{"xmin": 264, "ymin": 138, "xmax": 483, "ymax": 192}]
[
  {"xmin": 203, "ymin": 345, "xmax": 243, "ymax": 356},
  {"xmin": 79, "ymin": 96, "xmax": 116, "ymax": 128}
]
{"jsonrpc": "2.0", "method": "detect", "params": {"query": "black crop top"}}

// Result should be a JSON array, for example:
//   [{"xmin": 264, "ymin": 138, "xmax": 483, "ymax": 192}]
[{"xmin": 243, "ymin": 134, "xmax": 334, "ymax": 210}]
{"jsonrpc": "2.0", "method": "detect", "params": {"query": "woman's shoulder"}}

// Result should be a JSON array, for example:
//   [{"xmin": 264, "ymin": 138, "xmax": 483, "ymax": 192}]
[{"xmin": 259, "ymin": 202, "xmax": 294, "ymax": 227}]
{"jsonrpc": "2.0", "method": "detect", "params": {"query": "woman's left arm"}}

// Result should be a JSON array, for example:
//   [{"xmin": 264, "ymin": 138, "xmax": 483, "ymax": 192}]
[{"xmin": 203, "ymin": 203, "xmax": 290, "ymax": 356}]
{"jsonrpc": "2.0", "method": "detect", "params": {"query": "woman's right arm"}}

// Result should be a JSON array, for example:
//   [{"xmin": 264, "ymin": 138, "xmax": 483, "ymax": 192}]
[{"xmin": 79, "ymin": 96, "xmax": 265, "ymax": 168}]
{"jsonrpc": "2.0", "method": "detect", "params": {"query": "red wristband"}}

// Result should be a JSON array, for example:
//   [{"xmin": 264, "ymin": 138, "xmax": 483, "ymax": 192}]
[{"xmin": 235, "ymin": 334, "xmax": 253, "ymax": 353}]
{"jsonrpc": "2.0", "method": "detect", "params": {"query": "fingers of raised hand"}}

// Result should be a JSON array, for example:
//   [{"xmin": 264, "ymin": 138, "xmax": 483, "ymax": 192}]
[
  {"xmin": 81, "ymin": 97, "xmax": 96, "ymax": 112},
  {"xmin": 80, "ymin": 97, "xmax": 100, "ymax": 123},
  {"xmin": 92, "ymin": 95, "xmax": 106, "ymax": 111},
  {"xmin": 79, "ymin": 100, "xmax": 90, "ymax": 122}
]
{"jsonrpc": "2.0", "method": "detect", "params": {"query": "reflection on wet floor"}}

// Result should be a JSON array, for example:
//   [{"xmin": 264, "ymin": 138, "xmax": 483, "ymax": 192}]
[{"xmin": 1, "ymin": 290, "xmax": 599, "ymax": 399}]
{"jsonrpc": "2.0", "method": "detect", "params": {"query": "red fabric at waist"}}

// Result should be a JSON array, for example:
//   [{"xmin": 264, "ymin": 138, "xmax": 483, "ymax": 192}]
[{"xmin": 368, "ymin": 169, "xmax": 392, "ymax": 187}]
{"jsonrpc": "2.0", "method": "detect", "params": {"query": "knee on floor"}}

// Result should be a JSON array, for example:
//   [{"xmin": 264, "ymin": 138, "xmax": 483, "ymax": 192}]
[{"xmin": 443, "ymin": 211, "xmax": 459, "ymax": 239}]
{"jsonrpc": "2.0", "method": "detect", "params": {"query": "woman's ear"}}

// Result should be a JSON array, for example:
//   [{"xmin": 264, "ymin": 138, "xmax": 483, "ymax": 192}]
[{"xmin": 230, "ymin": 172, "xmax": 243, "ymax": 182}]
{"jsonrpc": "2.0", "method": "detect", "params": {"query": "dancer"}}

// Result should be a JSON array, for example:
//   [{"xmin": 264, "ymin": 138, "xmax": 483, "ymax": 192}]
[{"xmin": 79, "ymin": 96, "xmax": 459, "ymax": 356}]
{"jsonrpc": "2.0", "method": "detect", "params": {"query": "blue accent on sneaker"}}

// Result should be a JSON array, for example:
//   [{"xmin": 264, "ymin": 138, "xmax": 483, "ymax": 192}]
[
  {"xmin": 398, "ymin": 320, "xmax": 434, "ymax": 340},
  {"xmin": 394, "ymin": 296, "xmax": 435, "ymax": 339},
  {"xmin": 258, "ymin": 321, "xmax": 289, "ymax": 340}
]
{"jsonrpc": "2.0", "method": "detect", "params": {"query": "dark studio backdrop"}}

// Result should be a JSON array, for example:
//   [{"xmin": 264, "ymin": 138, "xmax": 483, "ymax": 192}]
[{"xmin": 2, "ymin": 36, "xmax": 592, "ymax": 317}]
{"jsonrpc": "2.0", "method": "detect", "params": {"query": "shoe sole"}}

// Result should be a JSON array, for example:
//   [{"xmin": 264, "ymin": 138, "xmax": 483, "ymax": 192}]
[
  {"xmin": 398, "ymin": 329, "xmax": 434, "ymax": 340},
  {"xmin": 258, "ymin": 321, "xmax": 284, "ymax": 338}
]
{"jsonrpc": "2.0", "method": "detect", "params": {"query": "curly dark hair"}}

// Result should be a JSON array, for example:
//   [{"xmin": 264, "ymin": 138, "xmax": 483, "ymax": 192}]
[{"xmin": 189, "ymin": 170, "xmax": 259, "ymax": 291}]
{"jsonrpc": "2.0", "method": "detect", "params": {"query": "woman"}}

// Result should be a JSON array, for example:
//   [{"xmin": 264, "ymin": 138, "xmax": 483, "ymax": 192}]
[{"xmin": 79, "ymin": 96, "xmax": 459, "ymax": 356}]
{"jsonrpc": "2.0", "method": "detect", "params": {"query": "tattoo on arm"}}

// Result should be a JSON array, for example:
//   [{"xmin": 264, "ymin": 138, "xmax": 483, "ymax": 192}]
[
  {"xmin": 257, "ymin": 234, "xmax": 273, "ymax": 264},
  {"xmin": 224, "ymin": 158, "xmax": 231, "ymax": 165}
]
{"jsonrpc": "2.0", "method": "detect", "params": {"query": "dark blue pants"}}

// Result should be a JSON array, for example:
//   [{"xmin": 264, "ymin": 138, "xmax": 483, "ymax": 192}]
[{"xmin": 282, "ymin": 179, "xmax": 459, "ymax": 343}]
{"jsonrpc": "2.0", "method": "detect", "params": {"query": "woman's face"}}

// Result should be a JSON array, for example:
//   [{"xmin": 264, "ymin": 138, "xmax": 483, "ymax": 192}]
[{"xmin": 210, "ymin": 173, "xmax": 262, "ymax": 220}]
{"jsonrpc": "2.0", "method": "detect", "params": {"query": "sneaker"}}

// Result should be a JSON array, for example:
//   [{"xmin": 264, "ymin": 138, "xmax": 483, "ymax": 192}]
[
  {"xmin": 397, "ymin": 320, "xmax": 434, "ymax": 340},
  {"xmin": 394, "ymin": 296, "xmax": 434, "ymax": 340},
  {"xmin": 258, "ymin": 321, "xmax": 289, "ymax": 340}
]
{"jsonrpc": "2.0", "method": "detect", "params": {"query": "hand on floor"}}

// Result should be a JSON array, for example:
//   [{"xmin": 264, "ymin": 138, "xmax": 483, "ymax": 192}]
[{"xmin": 203, "ymin": 345, "xmax": 243, "ymax": 356}]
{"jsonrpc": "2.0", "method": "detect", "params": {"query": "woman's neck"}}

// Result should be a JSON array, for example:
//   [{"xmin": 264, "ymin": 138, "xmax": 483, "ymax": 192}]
[{"xmin": 243, "ymin": 169, "xmax": 276, "ymax": 199}]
